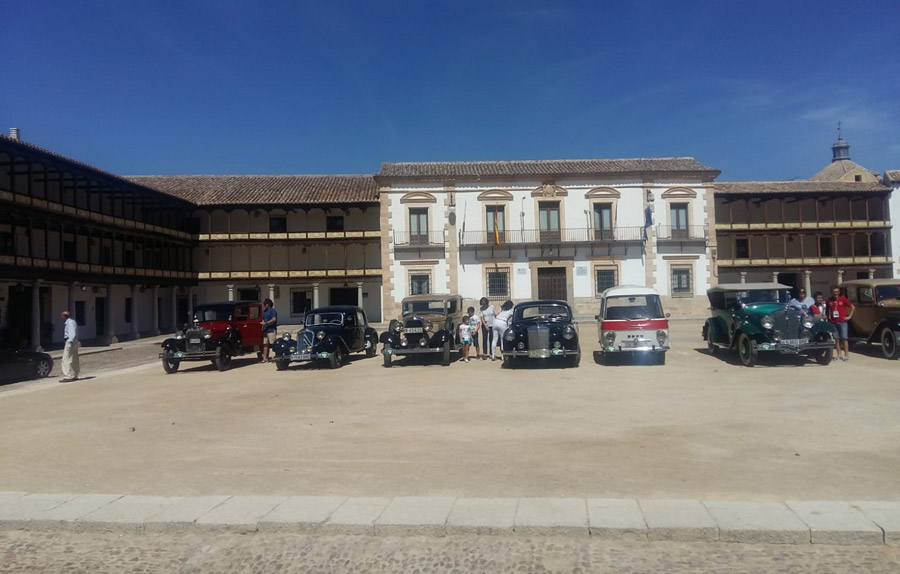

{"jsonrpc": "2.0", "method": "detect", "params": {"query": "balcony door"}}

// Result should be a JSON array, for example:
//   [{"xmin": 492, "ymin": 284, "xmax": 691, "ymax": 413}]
[
  {"xmin": 670, "ymin": 203, "xmax": 689, "ymax": 239},
  {"xmin": 593, "ymin": 203, "xmax": 613, "ymax": 240},
  {"xmin": 409, "ymin": 208, "xmax": 429, "ymax": 245},
  {"xmin": 486, "ymin": 205, "xmax": 505, "ymax": 245},
  {"xmin": 539, "ymin": 202, "xmax": 560, "ymax": 242}
]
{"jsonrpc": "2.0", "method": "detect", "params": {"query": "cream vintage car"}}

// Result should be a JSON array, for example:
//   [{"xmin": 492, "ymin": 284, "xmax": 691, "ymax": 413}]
[
  {"xmin": 379, "ymin": 294, "xmax": 465, "ymax": 367},
  {"xmin": 843, "ymin": 279, "xmax": 900, "ymax": 359}
]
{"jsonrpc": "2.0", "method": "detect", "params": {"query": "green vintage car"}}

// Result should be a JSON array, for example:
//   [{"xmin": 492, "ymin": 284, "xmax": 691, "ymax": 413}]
[{"xmin": 702, "ymin": 282, "xmax": 836, "ymax": 367}]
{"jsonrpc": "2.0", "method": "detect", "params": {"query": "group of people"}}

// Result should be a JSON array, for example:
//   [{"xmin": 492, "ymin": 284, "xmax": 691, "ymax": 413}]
[
  {"xmin": 457, "ymin": 297, "xmax": 514, "ymax": 362},
  {"xmin": 788, "ymin": 286, "xmax": 855, "ymax": 362}
]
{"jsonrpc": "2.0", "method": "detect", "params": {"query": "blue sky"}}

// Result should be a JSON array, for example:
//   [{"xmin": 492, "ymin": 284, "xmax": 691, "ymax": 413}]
[{"xmin": 2, "ymin": 0, "xmax": 898, "ymax": 181}]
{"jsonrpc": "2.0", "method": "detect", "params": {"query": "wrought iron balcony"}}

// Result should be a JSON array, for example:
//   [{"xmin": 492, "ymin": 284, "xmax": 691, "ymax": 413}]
[
  {"xmin": 655, "ymin": 225, "xmax": 707, "ymax": 242},
  {"xmin": 392, "ymin": 230, "xmax": 447, "ymax": 248},
  {"xmin": 458, "ymin": 227, "xmax": 645, "ymax": 247}
]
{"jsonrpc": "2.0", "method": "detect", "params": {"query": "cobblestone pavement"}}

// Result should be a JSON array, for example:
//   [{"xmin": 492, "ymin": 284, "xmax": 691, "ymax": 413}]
[{"xmin": 2, "ymin": 530, "xmax": 899, "ymax": 573}]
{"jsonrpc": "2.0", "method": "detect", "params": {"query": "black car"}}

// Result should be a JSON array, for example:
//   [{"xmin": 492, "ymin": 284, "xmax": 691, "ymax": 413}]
[
  {"xmin": 0, "ymin": 345, "xmax": 54, "ymax": 382},
  {"xmin": 501, "ymin": 300, "xmax": 580, "ymax": 368},
  {"xmin": 272, "ymin": 306, "xmax": 378, "ymax": 370}
]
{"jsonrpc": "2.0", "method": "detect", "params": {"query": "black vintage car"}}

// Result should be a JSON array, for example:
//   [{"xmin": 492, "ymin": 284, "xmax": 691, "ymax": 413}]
[
  {"xmin": 159, "ymin": 301, "xmax": 265, "ymax": 373},
  {"xmin": 0, "ymin": 345, "xmax": 54, "ymax": 382},
  {"xmin": 379, "ymin": 294, "xmax": 464, "ymax": 367},
  {"xmin": 272, "ymin": 306, "xmax": 378, "ymax": 370},
  {"xmin": 501, "ymin": 300, "xmax": 580, "ymax": 368}
]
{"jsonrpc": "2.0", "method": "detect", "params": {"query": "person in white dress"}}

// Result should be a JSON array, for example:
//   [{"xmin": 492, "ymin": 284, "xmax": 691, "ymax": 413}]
[
  {"xmin": 491, "ymin": 300, "xmax": 514, "ymax": 360},
  {"xmin": 60, "ymin": 310, "xmax": 80, "ymax": 382}
]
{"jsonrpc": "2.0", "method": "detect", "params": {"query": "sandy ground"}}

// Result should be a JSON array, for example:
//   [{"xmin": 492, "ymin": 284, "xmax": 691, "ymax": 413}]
[{"xmin": 1, "ymin": 321, "xmax": 897, "ymax": 501}]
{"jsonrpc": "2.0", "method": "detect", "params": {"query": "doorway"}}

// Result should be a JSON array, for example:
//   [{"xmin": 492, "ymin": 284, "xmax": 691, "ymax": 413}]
[
  {"xmin": 7, "ymin": 284, "xmax": 31, "ymax": 348},
  {"xmin": 329, "ymin": 287, "xmax": 358, "ymax": 306},
  {"xmin": 537, "ymin": 268, "xmax": 567, "ymax": 301}
]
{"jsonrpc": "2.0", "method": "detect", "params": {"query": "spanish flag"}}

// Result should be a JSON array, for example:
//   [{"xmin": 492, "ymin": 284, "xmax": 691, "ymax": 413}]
[{"xmin": 493, "ymin": 209, "xmax": 501, "ymax": 246}]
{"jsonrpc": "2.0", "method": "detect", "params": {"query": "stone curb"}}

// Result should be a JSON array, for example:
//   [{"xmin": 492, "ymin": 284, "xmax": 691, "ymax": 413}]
[{"xmin": 0, "ymin": 492, "xmax": 894, "ymax": 545}]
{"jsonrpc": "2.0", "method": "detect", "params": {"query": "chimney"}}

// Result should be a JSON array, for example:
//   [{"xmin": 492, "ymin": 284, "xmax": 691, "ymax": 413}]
[{"xmin": 9, "ymin": 128, "xmax": 20, "ymax": 141}]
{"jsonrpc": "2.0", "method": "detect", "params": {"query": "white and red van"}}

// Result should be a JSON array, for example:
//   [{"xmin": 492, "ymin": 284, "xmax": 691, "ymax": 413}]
[{"xmin": 596, "ymin": 285, "xmax": 669, "ymax": 364}]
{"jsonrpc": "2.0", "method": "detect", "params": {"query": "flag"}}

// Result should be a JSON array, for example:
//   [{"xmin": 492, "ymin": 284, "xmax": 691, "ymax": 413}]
[{"xmin": 493, "ymin": 209, "xmax": 501, "ymax": 246}]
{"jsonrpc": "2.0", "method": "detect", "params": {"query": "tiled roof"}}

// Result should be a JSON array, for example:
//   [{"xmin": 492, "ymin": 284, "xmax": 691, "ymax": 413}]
[
  {"xmin": 883, "ymin": 170, "xmax": 900, "ymax": 184},
  {"xmin": 715, "ymin": 181, "xmax": 890, "ymax": 194},
  {"xmin": 810, "ymin": 159, "xmax": 879, "ymax": 182},
  {"xmin": 377, "ymin": 157, "xmax": 720, "ymax": 179},
  {"xmin": 0, "ymin": 134, "xmax": 194, "ymax": 205},
  {"xmin": 126, "ymin": 175, "xmax": 378, "ymax": 206}
]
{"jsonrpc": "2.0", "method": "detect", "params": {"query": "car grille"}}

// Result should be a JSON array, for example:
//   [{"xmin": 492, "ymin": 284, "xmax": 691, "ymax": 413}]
[
  {"xmin": 527, "ymin": 325, "xmax": 550, "ymax": 350},
  {"xmin": 185, "ymin": 328, "xmax": 205, "ymax": 353},
  {"xmin": 405, "ymin": 318, "xmax": 424, "ymax": 346},
  {"xmin": 773, "ymin": 310, "xmax": 802, "ymax": 338},
  {"xmin": 300, "ymin": 330, "xmax": 315, "ymax": 349}
]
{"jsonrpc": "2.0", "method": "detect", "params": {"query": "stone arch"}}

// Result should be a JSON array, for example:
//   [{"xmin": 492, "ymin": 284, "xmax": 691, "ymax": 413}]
[
  {"xmin": 477, "ymin": 189, "xmax": 514, "ymax": 202},
  {"xmin": 400, "ymin": 191, "xmax": 437, "ymax": 204},
  {"xmin": 585, "ymin": 187, "xmax": 621, "ymax": 199},
  {"xmin": 661, "ymin": 187, "xmax": 697, "ymax": 199}
]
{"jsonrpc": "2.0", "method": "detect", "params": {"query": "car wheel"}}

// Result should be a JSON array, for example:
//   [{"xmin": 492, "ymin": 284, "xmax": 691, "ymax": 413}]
[
  {"xmin": 881, "ymin": 329, "xmax": 900, "ymax": 360},
  {"xmin": 383, "ymin": 345, "xmax": 392, "ymax": 368},
  {"xmin": 707, "ymin": 336, "xmax": 717, "ymax": 354},
  {"xmin": 737, "ymin": 332, "xmax": 757, "ymax": 367},
  {"xmin": 441, "ymin": 341, "xmax": 451, "ymax": 366},
  {"xmin": 274, "ymin": 359, "xmax": 288, "ymax": 371},
  {"xmin": 566, "ymin": 350, "xmax": 581, "ymax": 368},
  {"xmin": 216, "ymin": 351, "xmax": 232, "ymax": 371},
  {"xmin": 813, "ymin": 347, "xmax": 833, "ymax": 365},
  {"xmin": 366, "ymin": 337, "xmax": 377, "ymax": 357},
  {"xmin": 655, "ymin": 352, "xmax": 666, "ymax": 366},
  {"xmin": 34, "ymin": 357, "xmax": 53, "ymax": 378},
  {"xmin": 162, "ymin": 352, "xmax": 180, "ymax": 374},
  {"xmin": 329, "ymin": 347, "xmax": 344, "ymax": 369}
]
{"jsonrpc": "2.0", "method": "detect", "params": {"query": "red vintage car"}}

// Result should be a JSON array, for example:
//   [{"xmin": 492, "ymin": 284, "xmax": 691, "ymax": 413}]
[
  {"xmin": 596, "ymin": 285, "xmax": 669, "ymax": 365},
  {"xmin": 159, "ymin": 301, "xmax": 264, "ymax": 373}
]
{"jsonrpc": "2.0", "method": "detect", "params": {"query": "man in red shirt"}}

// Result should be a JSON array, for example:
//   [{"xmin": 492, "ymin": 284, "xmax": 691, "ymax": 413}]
[{"xmin": 828, "ymin": 286, "xmax": 855, "ymax": 362}]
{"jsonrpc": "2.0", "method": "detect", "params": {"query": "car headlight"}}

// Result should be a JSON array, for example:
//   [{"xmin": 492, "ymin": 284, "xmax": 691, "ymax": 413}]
[
  {"xmin": 603, "ymin": 331, "xmax": 616, "ymax": 345},
  {"xmin": 203, "ymin": 333, "xmax": 211, "ymax": 339},
  {"xmin": 393, "ymin": 322, "xmax": 402, "ymax": 332},
  {"xmin": 553, "ymin": 341, "xmax": 561, "ymax": 349},
  {"xmin": 517, "ymin": 342, "xmax": 525, "ymax": 350},
  {"xmin": 504, "ymin": 330, "xmax": 515, "ymax": 342},
  {"xmin": 656, "ymin": 329, "xmax": 668, "ymax": 346},
  {"xmin": 175, "ymin": 334, "xmax": 184, "ymax": 340},
  {"xmin": 424, "ymin": 320, "xmax": 434, "ymax": 332},
  {"xmin": 283, "ymin": 332, "xmax": 292, "ymax": 340},
  {"xmin": 316, "ymin": 331, "xmax": 325, "ymax": 340},
  {"xmin": 801, "ymin": 314, "xmax": 814, "ymax": 329},
  {"xmin": 761, "ymin": 315, "xmax": 774, "ymax": 330},
  {"xmin": 562, "ymin": 326, "xmax": 575, "ymax": 340}
]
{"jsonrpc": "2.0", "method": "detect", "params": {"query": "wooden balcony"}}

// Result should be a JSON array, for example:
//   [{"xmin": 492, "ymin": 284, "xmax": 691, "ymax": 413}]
[
  {"xmin": 717, "ymin": 255, "xmax": 893, "ymax": 268},
  {"xmin": 715, "ymin": 219, "xmax": 890, "ymax": 231},
  {"xmin": 197, "ymin": 230, "xmax": 380, "ymax": 242},
  {"xmin": 196, "ymin": 268, "xmax": 382, "ymax": 280}
]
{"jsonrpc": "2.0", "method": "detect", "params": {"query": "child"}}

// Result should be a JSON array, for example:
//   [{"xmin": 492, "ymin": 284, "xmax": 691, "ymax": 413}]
[
  {"xmin": 458, "ymin": 310, "xmax": 473, "ymax": 363},
  {"xmin": 467, "ymin": 306, "xmax": 481, "ymax": 359}
]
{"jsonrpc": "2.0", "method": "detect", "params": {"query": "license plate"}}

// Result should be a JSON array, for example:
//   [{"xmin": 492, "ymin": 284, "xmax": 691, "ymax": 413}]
[
  {"xmin": 291, "ymin": 353, "xmax": 311, "ymax": 361},
  {"xmin": 189, "ymin": 338, "xmax": 201, "ymax": 344},
  {"xmin": 528, "ymin": 349, "xmax": 550, "ymax": 358},
  {"xmin": 405, "ymin": 327, "xmax": 423, "ymax": 334},
  {"xmin": 781, "ymin": 338, "xmax": 805, "ymax": 346}
]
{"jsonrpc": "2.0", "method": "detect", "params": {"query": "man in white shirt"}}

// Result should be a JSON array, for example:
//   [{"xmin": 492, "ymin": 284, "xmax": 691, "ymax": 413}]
[{"xmin": 60, "ymin": 310, "xmax": 80, "ymax": 382}]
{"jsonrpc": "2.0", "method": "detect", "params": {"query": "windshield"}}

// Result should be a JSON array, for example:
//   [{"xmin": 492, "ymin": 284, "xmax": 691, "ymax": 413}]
[
  {"xmin": 514, "ymin": 304, "xmax": 571, "ymax": 321},
  {"xmin": 876, "ymin": 285, "xmax": 900, "ymax": 300},
  {"xmin": 727, "ymin": 289, "xmax": 792, "ymax": 306},
  {"xmin": 604, "ymin": 295, "xmax": 664, "ymax": 320},
  {"xmin": 403, "ymin": 300, "xmax": 446, "ymax": 315},
  {"xmin": 305, "ymin": 312, "xmax": 344, "ymax": 326},
  {"xmin": 194, "ymin": 307, "xmax": 231, "ymax": 322}
]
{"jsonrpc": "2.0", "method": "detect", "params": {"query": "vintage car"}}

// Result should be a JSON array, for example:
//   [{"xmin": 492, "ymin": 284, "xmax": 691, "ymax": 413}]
[
  {"xmin": 501, "ymin": 300, "xmax": 580, "ymax": 368},
  {"xmin": 702, "ymin": 283, "xmax": 835, "ymax": 367},
  {"xmin": 271, "ymin": 306, "xmax": 378, "ymax": 370},
  {"xmin": 0, "ymin": 345, "xmax": 53, "ymax": 382},
  {"xmin": 842, "ymin": 279, "xmax": 900, "ymax": 359},
  {"xmin": 159, "ymin": 300, "xmax": 264, "ymax": 373},
  {"xmin": 380, "ymin": 294, "xmax": 464, "ymax": 367},
  {"xmin": 596, "ymin": 285, "xmax": 669, "ymax": 364}
]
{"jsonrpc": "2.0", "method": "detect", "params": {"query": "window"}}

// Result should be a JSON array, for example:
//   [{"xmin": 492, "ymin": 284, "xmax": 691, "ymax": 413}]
[
  {"xmin": 75, "ymin": 301, "xmax": 86, "ymax": 326},
  {"xmin": 671, "ymin": 266, "xmax": 693, "ymax": 297},
  {"xmin": 486, "ymin": 205, "xmax": 505, "ymax": 244},
  {"xmin": 670, "ymin": 203, "xmax": 689, "ymax": 238},
  {"xmin": 235, "ymin": 307, "xmax": 249, "ymax": 321},
  {"xmin": 237, "ymin": 288, "xmax": 258, "ymax": 301},
  {"xmin": 291, "ymin": 290, "xmax": 312, "ymax": 317},
  {"xmin": 125, "ymin": 297, "xmax": 132, "ymax": 323},
  {"xmin": 735, "ymin": 238, "xmax": 749, "ymax": 259},
  {"xmin": 593, "ymin": 203, "xmax": 613, "ymax": 239},
  {"xmin": 248, "ymin": 306, "xmax": 260, "ymax": 320},
  {"xmin": 539, "ymin": 202, "xmax": 560, "ymax": 241},
  {"xmin": 409, "ymin": 272, "xmax": 430, "ymax": 295},
  {"xmin": 0, "ymin": 231, "xmax": 12, "ymax": 255},
  {"xmin": 486, "ymin": 268, "xmax": 510, "ymax": 299},
  {"xmin": 853, "ymin": 233, "xmax": 870, "ymax": 256},
  {"xmin": 101, "ymin": 245, "xmax": 112, "ymax": 265},
  {"xmin": 269, "ymin": 216, "xmax": 287, "ymax": 233},
  {"xmin": 409, "ymin": 208, "xmax": 428, "ymax": 245},
  {"xmin": 124, "ymin": 249, "xmax": 134, "ymax": 267},
  {"xmin": 819, "ymin": 236, "xmax": 834, "ymax": 257},
  {"xmin": 595, "ymin": 267, "xmax": 617, "ymax": 296},
  {"xmin": 63, "ymin": 240, "xmax": 76, "ymax": 261},
  {"xmin": 326, "ymin": 215, "xmax": 344, "ymax": 232}
]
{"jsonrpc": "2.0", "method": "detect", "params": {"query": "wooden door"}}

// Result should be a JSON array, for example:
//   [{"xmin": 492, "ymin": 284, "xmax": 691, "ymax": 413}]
[{"xmin": 537, "ymin": 268, "xmax": 567, "ymax": 301}]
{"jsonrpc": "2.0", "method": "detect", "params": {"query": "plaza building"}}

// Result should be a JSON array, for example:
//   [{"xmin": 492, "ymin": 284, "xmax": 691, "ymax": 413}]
[
  {"xmin": 884, "ymin": 170, "xmax": 900, "ymax": 278},
  {"xmin": 375, "ymin": 158, "xmax": 721, "ymax": 318},
  {"xmin": 127, "ymin": 175, "xmax": 383, "ymax": 323},
  {"xmin": 713, "ymin": 136, "xmax": 894, "ymax": 295},
  {"xmin": 0, "ymin": 131, "xmax": 196, "ymax": 350}
]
